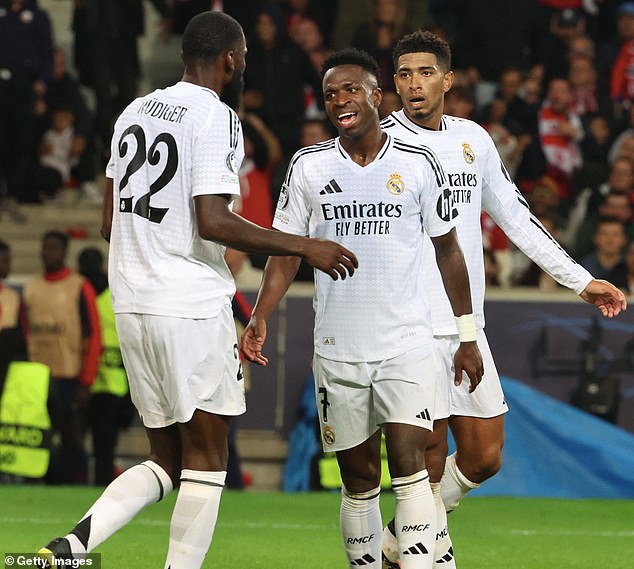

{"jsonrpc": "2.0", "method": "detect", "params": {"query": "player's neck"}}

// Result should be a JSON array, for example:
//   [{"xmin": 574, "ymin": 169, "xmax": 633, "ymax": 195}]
[
  {"xmin": 339, "ymin": 127, "xmax": 387, "ymax": 167},
  {"xmin": 181, "ymin": 68, "xmax": 223, "ymax": 95},
  {"xmin": 403, "ymin": 108, "xmax": 443, "ymax": 131}
]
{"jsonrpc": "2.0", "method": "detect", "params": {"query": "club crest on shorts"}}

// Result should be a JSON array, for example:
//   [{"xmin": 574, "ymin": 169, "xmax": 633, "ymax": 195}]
[
  {"xmin": 462, "ymin": 142, "xmax": 475, "ymax": 164},
  {"xmin": 387, "ymin": 172, "xmax": 405, "ymax": 195},
  {"xmin": 323, "ymin": 425, "xmax": 336, "ymax": 445}
]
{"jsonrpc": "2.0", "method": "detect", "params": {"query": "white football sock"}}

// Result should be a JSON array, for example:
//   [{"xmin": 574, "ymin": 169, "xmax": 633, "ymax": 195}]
[
  {"xmin": 163, "ymin": 469, "xmax": 226, "ymax": 569},
  {"xmin": 381, "ymin": 520, "xmax": 399, "ymax": 565},
  {"xmin": 340, "ymin": 485, "xmax": 382, "ymax": 568},
  {"xmin": 431, "ymin": 482, "xmax": 456, "ymax": 567},
  {"xmin": 440, "ymin": 453, "xmax": 480, "ymax": 512},
  {"xmin": 66, "ymin": 460, "xmax": 173, "ymax": 553},
  {"xmin": 393, "ymin": 470, "xmax": 436, "ymax": 569}
]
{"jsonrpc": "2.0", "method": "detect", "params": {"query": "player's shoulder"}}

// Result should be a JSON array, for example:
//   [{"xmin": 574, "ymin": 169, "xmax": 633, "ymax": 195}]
[
  {"xmin": 289, "ymin": 138, "xmax": 337, "ymax": 167},
  {"xmin": 389, "ymin": 136, "xmax": 446, "ymax": 184},
  {"xmin": 442, "ymin": 114, "xmax": 490, "ymax": 139}
]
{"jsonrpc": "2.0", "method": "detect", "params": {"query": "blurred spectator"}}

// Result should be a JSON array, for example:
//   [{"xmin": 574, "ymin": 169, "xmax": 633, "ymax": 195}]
[
  {"xmin": 515, "ymin": 211, "xmax": 563, "ymax": 290},
  {"xmin": 71, "ymin": 0, "xmax": 169, "ymax": 166},
  {"xmin": 38, "ymin": 48, "xmax": 97, "ymax": 197},
  {"xmin": 243, "ymin": 2, "xmax": 322, "ymax": 158},
  {"xmin": 0, "ymin": 240, "xmax": 26, "ymax": 396},
  {"xmin": 608, "ymin": 107, "xmax": 634, "ymax": 162},
  {"xmin": 612, "ymin": 131, "xmax": 634, "ymax": 164},
  {"xmin": 22, "ymin": 231, "xmax": 101, "ymax": 484},
  {"xmin": 27, "ymin": 107, "xmax": 80, "ymax": 203},
  {"xmin": 568, "ymin": 56, "xmax": 599, "ymax": 117},
  {"xmin": 0, "ymin": 0, "xmax": 53, "ymax": 217},
  {"xmin": 481, "ymin": 212, "xmax": 512, "ymax": 287},
  {"xmin": 597, "ymin": 1, "xmax": 634, "ymax": 122},
  {"xmin": 538, "ymin": 77, "xmax": 584, "ymax": 198},
  {"xmin": 625, "ymin": 240, "xmax": 634, "ymax": 293},
  {"xmin": 444, "ymin": 85, "xmax": 475, "ymax": 120},
  {"xmin": 283, "ymin": 0, "xmax": 338, "ymax": 48},
  {"xmin": 300, "ymin": 117, "xmax": 334, "ymax": 147},
  {"xmin": 483, "ymin": 247, "xmax": 501, "ymax": 287},
  {"xmin": 582, "ymin": 156, "xmax": 634, "ymax": 213},
  {"xmin": 580, "ymin": 216, "xmax": 628, "ymax": 288},
  {"xmin": 78, "ymin": 247, "xmax": 131, "ymax": 486},
  {"xmin": 351, "ymin": 0, "xmax": 410, "ymax": 93},
  {"xmin": 574, "ymin": 190, "xmax": 634, "ymax": 259},
  {"xmin": 544, "ymin": 7, "xmax": 587, "ymax": 81},
  {"xmin": 237, "ymin": 113, "xmax": 281, "ymax": 230}
]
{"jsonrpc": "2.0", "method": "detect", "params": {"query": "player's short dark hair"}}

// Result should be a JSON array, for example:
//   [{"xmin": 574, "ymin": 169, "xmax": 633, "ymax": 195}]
[
  {"xmin": 43, "ymin": 230, "xmax": 69, "ymax": 249},
  {"xmin": 0, "ymin": 239, "xmax": 9, "ymax": 254},
  {"xmin": 181, "ymin": 11, "xmax": 244, "ymax": 66},
  {"xmin": 393, "ymin": 30, "xmax": 451, "ymax": 72},
  {"xmin": 321, "ymin": 48, "xmax": 380, "ymax": 84}
]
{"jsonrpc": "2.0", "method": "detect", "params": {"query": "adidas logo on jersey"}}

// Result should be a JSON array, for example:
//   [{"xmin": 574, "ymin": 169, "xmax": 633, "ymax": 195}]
[{"xmin": 320, "ymin": 179, "xmax": 343, "ymax": 195}]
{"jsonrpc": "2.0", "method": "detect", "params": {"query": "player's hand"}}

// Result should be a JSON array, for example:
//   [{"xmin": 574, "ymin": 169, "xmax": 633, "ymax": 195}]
[
  {"xmin": 240, "ymin": 315, "xmax": 269, "ymax": 366},
  {"xmin": 453, "ymin": 342, "xmax": 484, "ymax": 393},
  {"xmin": 303, "ymin": 239, "xmax": 358, "ymax": 281},
  {"xmin": 579, "ymin": 279, "xmax": 627, "ymax": 318}
]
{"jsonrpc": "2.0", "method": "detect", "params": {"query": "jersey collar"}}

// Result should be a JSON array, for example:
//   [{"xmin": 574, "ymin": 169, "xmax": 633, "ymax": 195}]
[
  {"xmin": 334, "ymin": 133, "xmax": 392, "ymax": 168},
  {"xmin": 392, "ymin": 109, "xmax": 447, "ymax": 132},
  {"xmin": 44, "ymin": 267, "xmax": 71, "ymax": 282}
]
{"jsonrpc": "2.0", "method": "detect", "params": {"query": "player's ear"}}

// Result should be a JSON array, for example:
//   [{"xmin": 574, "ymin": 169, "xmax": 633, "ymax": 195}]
[
  {"xmin": 224, "ymin": 49, "xmax": 236, "ymax": 75},
  {"xmin": 442, "ymin": 70, "xmax": 454, "ymax": 93},
  {"xmin": 373, "ymin": 86, "xmax": 383, "ymax": 109}
]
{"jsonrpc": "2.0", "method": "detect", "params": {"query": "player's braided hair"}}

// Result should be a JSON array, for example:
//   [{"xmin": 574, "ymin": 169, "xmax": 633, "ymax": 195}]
[
  {"xmin": 321, "ymin": 48, "xmax": 380, "ymax": 84},
  {"xmin": 181, "ymin": 11, "xmax": 243, "ymax": 65},
  {"xmin": 393, "ymin": 30, "xmax": 451, "ymax": 72}
]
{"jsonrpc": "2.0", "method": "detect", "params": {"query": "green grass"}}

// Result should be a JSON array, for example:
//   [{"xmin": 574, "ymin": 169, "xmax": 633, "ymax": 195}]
[{"xmin": 1, "ymin": 486, "xmax": 633, "ymax": 568}]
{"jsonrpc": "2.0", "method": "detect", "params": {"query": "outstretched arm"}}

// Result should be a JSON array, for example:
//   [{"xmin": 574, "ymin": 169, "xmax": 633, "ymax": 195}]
[
  {"xmin": 240, "ymin": 256, "xmax": 301, "ymax": 366},
  {"xmin": 195, "ymin": 194, "xmax": 357, "ymax": 281},
  {"xmin": 431, "ymin": 229, "xmax": 484, "ymax": 392},
  {"xmin": 579, "ymin": 279, "xmax": 627, "ymax": 318}
]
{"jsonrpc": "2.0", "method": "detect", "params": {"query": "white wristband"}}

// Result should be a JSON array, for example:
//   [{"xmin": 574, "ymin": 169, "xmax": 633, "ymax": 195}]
[{"xmin": 455, "ymin": 314, "xmax": 477, "ymax": 342}]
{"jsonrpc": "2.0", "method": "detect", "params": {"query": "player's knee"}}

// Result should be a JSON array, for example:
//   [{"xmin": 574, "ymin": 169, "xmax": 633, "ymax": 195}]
[
  {"xmin": 467, "ymin": 444, "xmax": 503, "ymax": 482},
  {"xmin": 341, "ymin": 462, "xmax": 381, "ymax": 493},
  {"xmin": 149, "ymin": 453, "xmax": 181, "ymax": 487}
]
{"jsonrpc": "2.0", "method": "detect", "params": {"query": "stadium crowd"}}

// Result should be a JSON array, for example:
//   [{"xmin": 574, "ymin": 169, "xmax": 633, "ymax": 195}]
[{"xmin": 1, "ymin": 0, "xmax": 634, "ymax": 487}]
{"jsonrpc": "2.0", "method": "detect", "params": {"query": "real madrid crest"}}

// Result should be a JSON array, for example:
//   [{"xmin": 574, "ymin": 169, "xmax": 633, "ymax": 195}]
[
  {"xmin": 387, "ymin": 172, "xmax": 405, "ymax": 195},
  {"xmin": 462, "ymin": 143, "xmax": 475, "ymax": 164},
  {"xmin": 323, "ymin": 426, "xmax": 336, "ymax": 445}
]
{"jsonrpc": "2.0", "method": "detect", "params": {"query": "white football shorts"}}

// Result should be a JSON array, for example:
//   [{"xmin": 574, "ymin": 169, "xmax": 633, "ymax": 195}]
[
  {"xmin": 116, "ymin": 303, "xmax": 246, "ymax": 428},
  {"xmin": 433, "ymin": 328, "xmax": 508, "ymax": 420},
  {"xmin": 313, "ymin": 345, "xmax": 437, "ymax": 452}
]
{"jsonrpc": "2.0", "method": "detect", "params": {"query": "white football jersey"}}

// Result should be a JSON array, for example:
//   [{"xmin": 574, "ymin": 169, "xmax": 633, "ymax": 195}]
[
  {"xmin": 382, "ymin": 111, "xmax": 593, "ymax": 335},
  {"xmin": 273, "ymin": 134, "xmax": 457, "ymax": 362},
  {"xmin": 106, "ymin": 82, "xmax": 244, "ymax": 318}
]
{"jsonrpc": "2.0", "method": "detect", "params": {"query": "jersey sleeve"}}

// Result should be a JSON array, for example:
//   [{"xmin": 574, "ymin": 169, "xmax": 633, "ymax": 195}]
[
  {"xmin": 479, "ymin": 130, "xmax": 593, "ymax": 294},
  {"xmin": 191, "ymin": 104, "xmax": 243, "ymax": 199},
  {"xmin": 418, "ymin": 146, "xmax": 458, "ymax": 238},
  {"xmin": 272, "ymin": 152, "xmax": 311, "ymax": 236}
]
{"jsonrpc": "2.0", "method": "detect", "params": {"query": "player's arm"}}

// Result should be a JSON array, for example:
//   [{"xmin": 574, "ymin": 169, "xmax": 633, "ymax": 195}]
[
  {"xmin": 239, "ymin": 255, "xmax": 301, "ymax": 366},
  {"xmin": 100, "ymin": 177, "xmax": 114, "ymax": 242},
  {"xmin": 195, "ymin": 194, "xmax": 357, "ymax": 281},
  {"xmin": 431, "ymin": 228, "xmax": 484, "ymax": 392},
  {"xmin": 480, "ymin": 133, "xmax": 626, "ymax": 317}
]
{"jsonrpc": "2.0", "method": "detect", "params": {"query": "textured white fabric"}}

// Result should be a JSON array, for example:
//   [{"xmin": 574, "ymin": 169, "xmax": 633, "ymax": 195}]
[
  {"xmin": 382, "ymin": 111, "xmax": 593, "ymax": 335},
  {"xmin": 273, "ymin": 135, "xmax": 456, "ymax": 362},
  {"xmin": 340, "ymin": 485, "xmax": 382, "ymax": 569},
  {"xmin": 107, "ymin": 81, "xmax": 244, "ymax": 318}
]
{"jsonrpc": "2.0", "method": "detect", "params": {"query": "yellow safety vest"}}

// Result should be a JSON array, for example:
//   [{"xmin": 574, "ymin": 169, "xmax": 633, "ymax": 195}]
[
  {"xmin": 0, "ymin": 361, "xmax": 51, "ymax": 478},
  {"xmin": 92, "ymin": 290, "xmax": 128, "ymax": 397},
  {"xmin": 319, "ymin": 434, "xmax": 392, "ymax": 489}
]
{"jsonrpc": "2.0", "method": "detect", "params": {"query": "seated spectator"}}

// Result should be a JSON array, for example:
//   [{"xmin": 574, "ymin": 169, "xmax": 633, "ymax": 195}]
[
  {"xmin": 445, "ymin": 85, "xmax": 475, "ymax": 120},
  {"xmin": 0, "ymin": 239, "xmax": 20, "ymax": 333},
  {"xmin": 568, "ymin": 56, "xmax": 599, "ymax": 117},
  {"xmin": 27, "ymin": 107, "xmax": 80, "ymax": 202},
  {"xmin": 579, "ymin": 113, "xmax": 612, "ymax": 181},
  {"xmin": 609, "ymin": 131, "xmax": 634, "ymax": 165},
  {"xmin": 481, "ymin": 212, "xmax": 512, "ymax": 287},
  {"xmin": 608, "ymin": 104, "xmax": 634, "ymax": 163},
  {"xmin": 574, "ymin": 190, "xmax": 634, "ymax": 259},
  {"xmin": 580, "ymin": 217, "xmax": 628, "ymax": 289},
  {"xmin": 351, "ymin": 0, "xmax": 410, "ymax": 93}
]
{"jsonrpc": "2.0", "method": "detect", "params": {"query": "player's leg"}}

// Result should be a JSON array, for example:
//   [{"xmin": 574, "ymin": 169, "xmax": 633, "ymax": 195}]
[
  {"xmin": 313, "ymin": 355, "xmax": 383, "ymax": 569},
  {"xmin": 164, "ymin": 410, "xmax": 232, "ymax": 569},
  {"xmin": 161, "ymin": 306, "xmax": 245, "ymax": 569},
  {"xmin": 441, "ymin": 330, "xmax": 507, "ymax": 512},
  {"xmin": 383, "ymin": 423, "xmax": 437, "ymax": 569},
  {"xmin": 39, "ymin": 425, "xmax": 180, "ymax": 561},
  {"xmin": 442, "ymin": 414, "xmax": 504, "ymax": 511},
  {"xmin": 336, "ymin": 431, "xmax": 384, "ymax": 569},
  {"xmin": 382, "ymin": 341, "xmax": 453, "ymax": 568}
]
